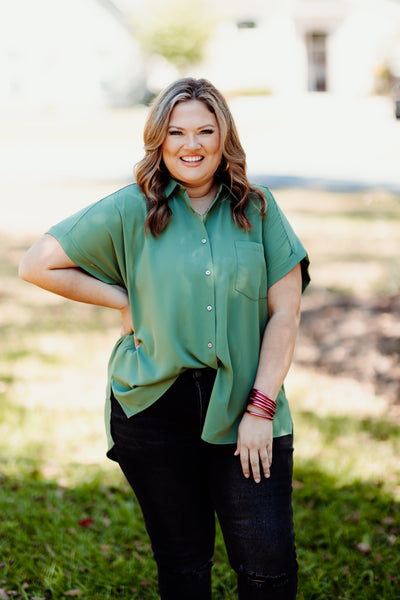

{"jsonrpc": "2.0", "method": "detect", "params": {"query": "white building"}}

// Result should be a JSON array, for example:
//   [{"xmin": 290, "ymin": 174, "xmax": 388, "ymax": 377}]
[
  {"xmin": 1, "ymin": 0, "xmax": 400, "ymax": 109},
  {"xmin": 197, "ymin": 0, "xmax": 400, "ymax": 97}
]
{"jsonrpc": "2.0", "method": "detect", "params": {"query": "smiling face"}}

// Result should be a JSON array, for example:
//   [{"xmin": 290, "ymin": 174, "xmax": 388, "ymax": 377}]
[{"xmin": 161, "ymin": 100, "xmax": 222, "ymax": 196}]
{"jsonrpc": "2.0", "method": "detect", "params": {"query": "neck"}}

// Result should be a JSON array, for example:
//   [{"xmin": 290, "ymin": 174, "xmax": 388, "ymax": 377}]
[
  {"xmin": 187, "ymin": 181, "xmax": 217, "ymax": 200},
  {"xmin": 187, "ymin": 182, "xmax": 218, "ymax": 218}
]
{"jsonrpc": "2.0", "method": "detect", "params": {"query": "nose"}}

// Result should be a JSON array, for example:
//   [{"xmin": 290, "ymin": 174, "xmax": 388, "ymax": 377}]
[{"xmin": 184, "ymin": 133, "xmax": 201, "ymax": 150}]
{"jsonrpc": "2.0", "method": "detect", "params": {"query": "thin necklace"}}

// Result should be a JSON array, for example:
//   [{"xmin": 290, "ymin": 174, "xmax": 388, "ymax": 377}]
[
  {"xmin": 190, "ymin": 184, "xmax": 218, "ymax": 218},
  {"xmin": 194, "ymin": 206, "xmax": 209, "ymax": 218}
]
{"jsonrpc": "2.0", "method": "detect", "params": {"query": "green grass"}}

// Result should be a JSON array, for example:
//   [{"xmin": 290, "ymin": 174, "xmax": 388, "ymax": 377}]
[
  {"xmin": 294, "ymin": 469, "xmax": 399, "ymax": 599},
  {"xmin": 0, "ymin": 472, "xmax": 238, "ymax": 600},
  {"xmin": 1, "ymin": 189, "xmax": 400, "ymax": 599},
  {"xmin": 1, "ymin": 422, "xmax": 399, "ymax": 599}
]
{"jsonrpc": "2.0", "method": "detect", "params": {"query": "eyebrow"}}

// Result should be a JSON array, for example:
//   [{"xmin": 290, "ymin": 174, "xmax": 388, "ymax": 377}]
[{"xmin": 168, "ymin": 124, "xmax": 216, "ymax": 130}]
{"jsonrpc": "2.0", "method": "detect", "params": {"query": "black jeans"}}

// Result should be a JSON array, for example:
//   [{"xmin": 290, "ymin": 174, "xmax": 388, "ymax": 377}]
[{"xmin": 110, "ymin": 368, "xmax": 298, "ymax": 600}]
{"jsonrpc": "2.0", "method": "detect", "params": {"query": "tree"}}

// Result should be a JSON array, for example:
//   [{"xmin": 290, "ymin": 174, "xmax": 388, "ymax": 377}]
[{"xmin": 136, "ymin": 0, "xmax": 216, "ymax": 72}]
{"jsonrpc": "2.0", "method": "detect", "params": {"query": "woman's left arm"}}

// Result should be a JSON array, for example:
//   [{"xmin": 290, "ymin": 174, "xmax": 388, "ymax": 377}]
[{"xmin": 235, "ymin": 263, "xmax": 302, "ymax": 483}]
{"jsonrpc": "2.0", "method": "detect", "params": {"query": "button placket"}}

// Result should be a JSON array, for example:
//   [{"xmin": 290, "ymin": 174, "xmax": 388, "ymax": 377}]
[{"xmin": 200, "ymin": 234, "xmax": 215, "ymax": 353}]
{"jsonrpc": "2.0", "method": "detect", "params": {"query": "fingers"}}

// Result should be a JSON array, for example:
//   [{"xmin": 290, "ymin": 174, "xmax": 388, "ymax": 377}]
[
  {"xmin": 259, "ymin": 447, "xmax": 272, "ymax": 479},
  {"xmin": 238, "ymin": 446, "xmax": 250, "ymax": 479},
  {"xmin": 235, "ymin": 414, "xmax": 273, "ymax": 482},
  {"xmin": 250, "ymin": 449, "xmax": 262, "ymax": 483},
  {"xmin": 235, "ymin": 445, "xmax": 273, "ymax": 483}
]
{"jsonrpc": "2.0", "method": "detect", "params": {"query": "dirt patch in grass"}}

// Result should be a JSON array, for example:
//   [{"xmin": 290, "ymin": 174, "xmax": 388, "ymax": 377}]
[
  {"xmin": 273, "ymin": 187, "xmax": 400, "ymax": 415},
  {"xmin": 296, "ymin": 291, "xmax": 400, "ymax": 410}
]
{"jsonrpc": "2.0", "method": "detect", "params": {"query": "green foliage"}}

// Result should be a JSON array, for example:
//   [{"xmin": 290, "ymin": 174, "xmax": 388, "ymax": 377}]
[{"xmin": 136, "ymin": 1, "xmax": 216, "ymax": 71}]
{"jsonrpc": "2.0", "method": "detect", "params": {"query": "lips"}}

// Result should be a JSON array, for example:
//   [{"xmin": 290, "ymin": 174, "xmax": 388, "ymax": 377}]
[{"xmin": 180, "ymin": 155, "xmax": 204, "ymax": 164}]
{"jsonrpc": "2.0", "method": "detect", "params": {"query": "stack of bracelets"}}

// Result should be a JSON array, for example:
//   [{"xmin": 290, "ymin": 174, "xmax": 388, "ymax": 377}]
[{"xmin": 246, "ymin": 388, "xmax": 276, "ymax": 421}]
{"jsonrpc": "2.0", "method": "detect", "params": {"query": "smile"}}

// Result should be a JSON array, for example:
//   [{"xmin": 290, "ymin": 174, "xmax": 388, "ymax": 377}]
[{"xmin": 180, "ymin": 155, "xmax": 204, "ymax": 164}]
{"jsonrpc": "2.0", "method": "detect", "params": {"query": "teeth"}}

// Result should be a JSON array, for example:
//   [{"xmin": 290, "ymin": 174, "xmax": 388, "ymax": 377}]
[{"xmin": 181, "ymin": 156, "xmax": 203, "ymax": 162}]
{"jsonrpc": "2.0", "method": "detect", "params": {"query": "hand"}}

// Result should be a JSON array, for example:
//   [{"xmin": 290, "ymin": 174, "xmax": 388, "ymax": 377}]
[
  {"xmin": 234, "ymin": 412, "xmax": 273, "ymax": 483},
  {"xmin": 119, "ymin": 303, "xmax": 134, "ymax": 336},
  {"xmin": 117, "ymin": 291, "xmax": 140, "ymax": 346}
]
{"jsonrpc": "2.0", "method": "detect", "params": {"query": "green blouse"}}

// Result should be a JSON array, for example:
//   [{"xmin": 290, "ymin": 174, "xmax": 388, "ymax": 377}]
[{"xmin": 48, "ymin": 180, "xmax": 310, "ymax": 457}]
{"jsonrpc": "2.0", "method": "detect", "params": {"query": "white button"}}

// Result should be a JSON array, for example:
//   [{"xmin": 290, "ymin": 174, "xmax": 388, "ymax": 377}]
[
  {"xmin": 207, "ymin": 342, "xmax": 213, "ymax": 348},
  {"xmin": 207, "ymin": 305, "xmax": 213, "ymax": 311},
  {"xmin": 205, "ymin": 270, "xmax": 211, "ymax": 276},
  {"xmin": 201, "ymin": 238, "xmax": 207, "ymax": 244}
]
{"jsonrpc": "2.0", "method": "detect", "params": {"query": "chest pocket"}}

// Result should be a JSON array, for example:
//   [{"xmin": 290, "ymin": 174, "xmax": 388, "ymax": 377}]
[{"xmin": 234, "ymin": 241, "xmax": 268, "ymax": 301}]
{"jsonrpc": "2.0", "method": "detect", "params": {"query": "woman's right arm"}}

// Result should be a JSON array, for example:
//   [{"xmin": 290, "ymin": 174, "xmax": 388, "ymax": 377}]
[{"xmin": 19, "ymin": 234, "xmax": 131, "ymax": 326}]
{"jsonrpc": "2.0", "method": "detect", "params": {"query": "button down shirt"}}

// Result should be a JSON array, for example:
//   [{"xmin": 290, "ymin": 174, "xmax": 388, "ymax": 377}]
[{"xmin": 48, "ymin": 179, "xmax": 310, "ymax": 456}]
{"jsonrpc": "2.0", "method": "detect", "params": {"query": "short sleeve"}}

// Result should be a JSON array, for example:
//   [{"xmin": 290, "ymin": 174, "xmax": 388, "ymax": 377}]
[
  {"xmin": 47, "ymin": 193, "xmax": 126, "ymax": 287},
  {"xmin": 262, "ymin": 188, "xmax": 310, "ymax": 292}
]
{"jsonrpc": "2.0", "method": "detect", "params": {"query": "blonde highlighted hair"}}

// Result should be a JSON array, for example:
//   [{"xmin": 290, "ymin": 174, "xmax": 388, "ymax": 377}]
[{"xmin": 135, "ymin": 77, "xmax": 266, "ymax": 236}]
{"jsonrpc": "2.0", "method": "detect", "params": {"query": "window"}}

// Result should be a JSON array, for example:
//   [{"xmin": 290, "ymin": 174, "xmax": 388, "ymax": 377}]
[
  {"xmin": 236, "ymin": 20, "xmax": 257, "ymax": 29},
  {"xmin": 306, "ymin": 32, "xmax": 328, "ymax": 91}
]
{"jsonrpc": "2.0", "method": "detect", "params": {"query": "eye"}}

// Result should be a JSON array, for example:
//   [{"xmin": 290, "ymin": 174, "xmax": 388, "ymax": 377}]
[
  {"xmin": 201, "ymin": 129, "xmax": 214, "ymax": 135},
  {"xmin": 169, "ymin": 130, "xmax": 182, "ymax": 136}
]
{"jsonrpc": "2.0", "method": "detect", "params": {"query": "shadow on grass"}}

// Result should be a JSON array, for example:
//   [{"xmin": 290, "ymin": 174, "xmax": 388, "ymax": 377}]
[
  {"xmin": 1, "ymin": 361, "xmax": 399, "ymax": 600},
  {"xmin": 0, "ymin": 450, "xmax": 399, "ymax": 599},
  {"xmin": 0, "ymin": 394, "xmax": 236, "ymax": 600},
  {"xmin": 0, "ymin": 466, "xmax": 237, "ymax": 600},
  {"xmin": 0, "ymin": 469, "xmax": 159, "ymax": 600},
  {"xmin": 293, "ymin": 463, "xmax": 400, "ymax": 600}
]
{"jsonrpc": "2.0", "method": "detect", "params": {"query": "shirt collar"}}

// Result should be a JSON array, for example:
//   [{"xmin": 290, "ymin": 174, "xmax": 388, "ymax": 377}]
[
  {"xmin": 164, "ymin": 178, "xmax": 183, "ymax": 198},
  {"xmin": 163, "ymin": 178, "xmax": 239, "ymax": 203},
  {"xmin": 220, "ymin": 181, "xmax": 240, "ymax": 203}
]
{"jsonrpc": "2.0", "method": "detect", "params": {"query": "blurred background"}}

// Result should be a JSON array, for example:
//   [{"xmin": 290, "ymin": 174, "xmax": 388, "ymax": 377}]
[
  {"xmin": 1, "ymin": 0, "xmax": 400, "ymax": 224},
  {"xmin": 1, "ymin": 1, "xmax": 400, "ymax": 598}
]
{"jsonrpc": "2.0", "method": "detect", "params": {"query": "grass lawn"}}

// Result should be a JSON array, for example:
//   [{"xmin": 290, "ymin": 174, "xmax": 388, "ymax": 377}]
[{"xmin": 0, "ymin": 187, "xmax": 399, "ymax": 599}]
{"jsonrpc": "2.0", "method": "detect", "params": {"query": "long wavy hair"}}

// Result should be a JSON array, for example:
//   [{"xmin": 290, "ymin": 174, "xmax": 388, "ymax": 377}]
[{"xmin": 135, "ymin": 77, "xmax": 266, "ymax": 237}]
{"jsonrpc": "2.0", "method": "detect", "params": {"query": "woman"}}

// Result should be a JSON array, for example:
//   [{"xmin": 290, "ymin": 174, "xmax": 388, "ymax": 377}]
[{"xmin": 19, "ymin": 77, "xmax": 310, "ymax": 599}]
